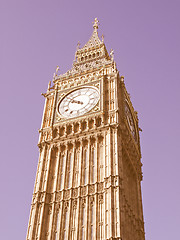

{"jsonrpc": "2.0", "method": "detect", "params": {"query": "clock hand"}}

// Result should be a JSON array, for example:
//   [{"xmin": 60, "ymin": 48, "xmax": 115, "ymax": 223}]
[{"xmin": 71, "ymin": 99, "xmax": 83, "ymax": 105}]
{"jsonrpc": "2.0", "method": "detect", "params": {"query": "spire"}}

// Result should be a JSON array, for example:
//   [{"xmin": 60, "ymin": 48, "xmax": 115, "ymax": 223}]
[
  {"xmin": 93, "ymin": 18, "xmax": 99, "ymax": 30},
  {"xmin": 54, "ymin": 18, "xmax": 112, "ymax": 80},
  {"xmin": 81, "ymin": 17, "xmax": 102, "ymax": 49}
]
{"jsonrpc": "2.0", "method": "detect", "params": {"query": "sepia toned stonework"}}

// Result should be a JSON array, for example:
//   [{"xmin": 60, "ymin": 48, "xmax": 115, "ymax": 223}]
[{"xmin": 26, "ymin": 18, "xmax": 145, "ymax": 240}]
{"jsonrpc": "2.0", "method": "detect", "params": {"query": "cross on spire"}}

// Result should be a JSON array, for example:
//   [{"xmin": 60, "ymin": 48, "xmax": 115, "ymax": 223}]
[{"xmin": 93, "ymin": 18, "xmax": 99, "ymax": 30}]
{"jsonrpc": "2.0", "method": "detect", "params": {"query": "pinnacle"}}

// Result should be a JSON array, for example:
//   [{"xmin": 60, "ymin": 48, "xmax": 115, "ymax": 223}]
[
  {"xmin": 80, "ymin": 18, "xmax": 102, "ymax": 50},
  {"xmin": 93, "ymin": 18, "xmax": 99, "ymax": 30}
]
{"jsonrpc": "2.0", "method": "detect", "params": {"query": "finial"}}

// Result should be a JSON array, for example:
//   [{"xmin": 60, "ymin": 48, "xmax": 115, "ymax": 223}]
[
  {"xmin": 120, "ymin": 76, "xmax": 124, "ymax": 82},
  {"xmin": 55, "ymin": 65, "xmax": 60, "ymax": 75},
  {"xmin": 77, "ymin": 41, "xmax": 81, "ymax": 50},
  {"xmin": 113, "ymin": 61, "xmax": 117, "ymax": 70},
  {"xmin": 93, "ymin": 18, "xmax": 99, "ymax": 30},
  {"xmin": 48, "ymin": 81, "xmax": 51, "ymax": 91},
  {"xmin": 110, "ymin": 49, "xmax": 114, "ymax": 61},
  {"xmin": 101, "ymin": 34, "xmax": 104, "ymax": 43},
  {"xmin": 53, "ymin": 65, "xmax": 60, "ymax": 80}
]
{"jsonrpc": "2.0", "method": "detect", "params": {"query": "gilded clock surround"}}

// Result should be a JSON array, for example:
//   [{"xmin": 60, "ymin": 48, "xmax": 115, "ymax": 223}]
[
  {"xmin": 55, "ymin": 81, "xmax": 101, "ymax": 122},
  {"xmin": 26, "ymin": 18, "xmax": 145, "ymax": 240},
  {"xmin": 58, "ymin": 87, "xmax": 99, "ymax": 118}
]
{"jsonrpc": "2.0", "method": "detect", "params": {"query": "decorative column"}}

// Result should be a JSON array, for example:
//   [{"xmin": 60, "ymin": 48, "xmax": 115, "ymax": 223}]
[
  {"xmin": 33, "ymin": 144, "xmax": 45, "ymax": 194},
  {"xmin": 50, "ymin": 84, "xmax": 58, "ymax": 127},
  {"xmin": 26, "ymin": 204, "xmax": 35, "ymax": 240},
  {"xmin": 35, "ymin": 203, "xmax": 43, "ymax": 239},
  {"xmin": 78, "ymin": 139, "xmax": 83, "ymax": 188},
  {"xmin": 98, "ymin": 194, "xmax": 104, "ymax": 239},
  {"xmin": 57, "ymin": 201, "xmax": 63, "ymax": 240},
  {"xmin": 93, "ymin": 134, "xmax": 98, "ymax": 183},
  {"xmin": 42, "ymin": 145, "xmax": 52, "ymax": 191},
  {"xmin": 75, "ymin": 194, "xmax": 81, "ymax": 240},
  {"xmin": 72, "ymin": 141, "xmax": 79, "ymax": 188},
  {"xmin": 61, "ymin": 201, "xmax": 70, "ymax": 239},
  {"xmin": 62, "ymin": 143, "xmax": 68, "ymax": 191},
  {"xmin": 69, "ymin": 141, "xmax": 75, "ymax": 189},
  {"xmin": 71, "ymin": 200, "xmax": 77, "ymax": 240},
  {"xmin": 89, "ymin": 196, "xmax": 95, "ymax": 240},
  {"xmin": 81, "ymin": 198, "xmax": 87, "ymax": 240},
  {"xmin": 49, "ymin": 145, "xmax": 61, "ymax": 240}
]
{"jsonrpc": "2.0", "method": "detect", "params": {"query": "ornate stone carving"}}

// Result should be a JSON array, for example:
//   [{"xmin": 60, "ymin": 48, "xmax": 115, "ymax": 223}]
[
  {"xmin": 82, "ymin": 198, "xmax": 86, "ymax": 208},
  {"xmin": 64, "ymin": 201, "xmax": 69, "ymax": 210},
  {"xmin": 49, "ymin": 194, "xmax": 54, "ymax": 203},
  {"xmin": 99, "ymin": 194, "xmax": 103, "ymax": 204},
  {"xmin": 98, "ymin": 182, "xmax": 104, "ymax": 192},
  {"xmin": 48, "ymin": 205, "xmax": 52, "ymax": 215},
  {"xmin": 89, "ymin": 185, "xmax": 95, "ymax": 194},
  {"xmin": 81, "ymin": 186, "xmax": 87, "ymax": 196},
  {"xmin": 55, "ymin": 203, "xmax": 60, "ymax": 211},
  {"xmin": 32, "ymin": 196, "xmax": 36, "ymax": 204},
  {"xmin": 40, "ymin": 192, "xmax": 45, "ymax": 202},
  {"xmin": 90, "ymin": 196, "xmax": 94, "ymax": 205},
  {"xmin": 56, "ymin": 192, "xmax": 61, "ymax": 201},
  {"xmin": 64, "ymin": 190, "xmax": 70, "ymax": 199},
  {"xmin": 72, "ymin": 188, "xmax": 78, "ymax": 198},
  {"xmin": 73, "ymin": 200, "xmax": 77, "ymax": 209}
]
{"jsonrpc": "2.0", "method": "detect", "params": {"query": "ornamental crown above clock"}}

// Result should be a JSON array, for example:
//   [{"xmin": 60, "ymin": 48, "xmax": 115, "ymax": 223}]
[{"xmin": 53, "ymin": 18, "xmax": 112, "ymax": 83}]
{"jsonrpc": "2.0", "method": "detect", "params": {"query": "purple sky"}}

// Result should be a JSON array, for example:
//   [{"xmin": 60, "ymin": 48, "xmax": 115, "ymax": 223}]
[{"xmin": 1, "ymin": 0, "xmax": 180, "ymax": 239}]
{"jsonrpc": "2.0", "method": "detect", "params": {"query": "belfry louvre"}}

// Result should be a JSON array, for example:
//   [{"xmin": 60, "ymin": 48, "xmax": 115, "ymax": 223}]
[{"xmin": 26, "ymin": 18, "xmax": 145, "ymax": 240}]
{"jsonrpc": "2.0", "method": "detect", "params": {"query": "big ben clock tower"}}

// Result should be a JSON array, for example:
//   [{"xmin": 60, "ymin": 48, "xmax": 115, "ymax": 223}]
[{"xmin": 26, "ymin": 18, "xmax": 145, "ymax": 240}]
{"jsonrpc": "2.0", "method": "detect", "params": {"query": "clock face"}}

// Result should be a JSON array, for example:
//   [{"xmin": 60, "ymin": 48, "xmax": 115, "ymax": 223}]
[
  {"xmin": 58, "ymin": 87, "xmax": 100, "ymax": 118},
  {"xmin": 124, "ymin": 101, "xmax": 137, "ymax": 141}
]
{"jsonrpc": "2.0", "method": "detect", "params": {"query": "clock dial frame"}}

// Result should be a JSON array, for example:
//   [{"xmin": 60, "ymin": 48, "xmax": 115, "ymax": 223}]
[
  {"xmin": 58, "ymin": 86, "xmax": 100, "ymax": 119},
  {"xmin": 124, "ymin": 101, "xmax": 137, "ymax": 142}
]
